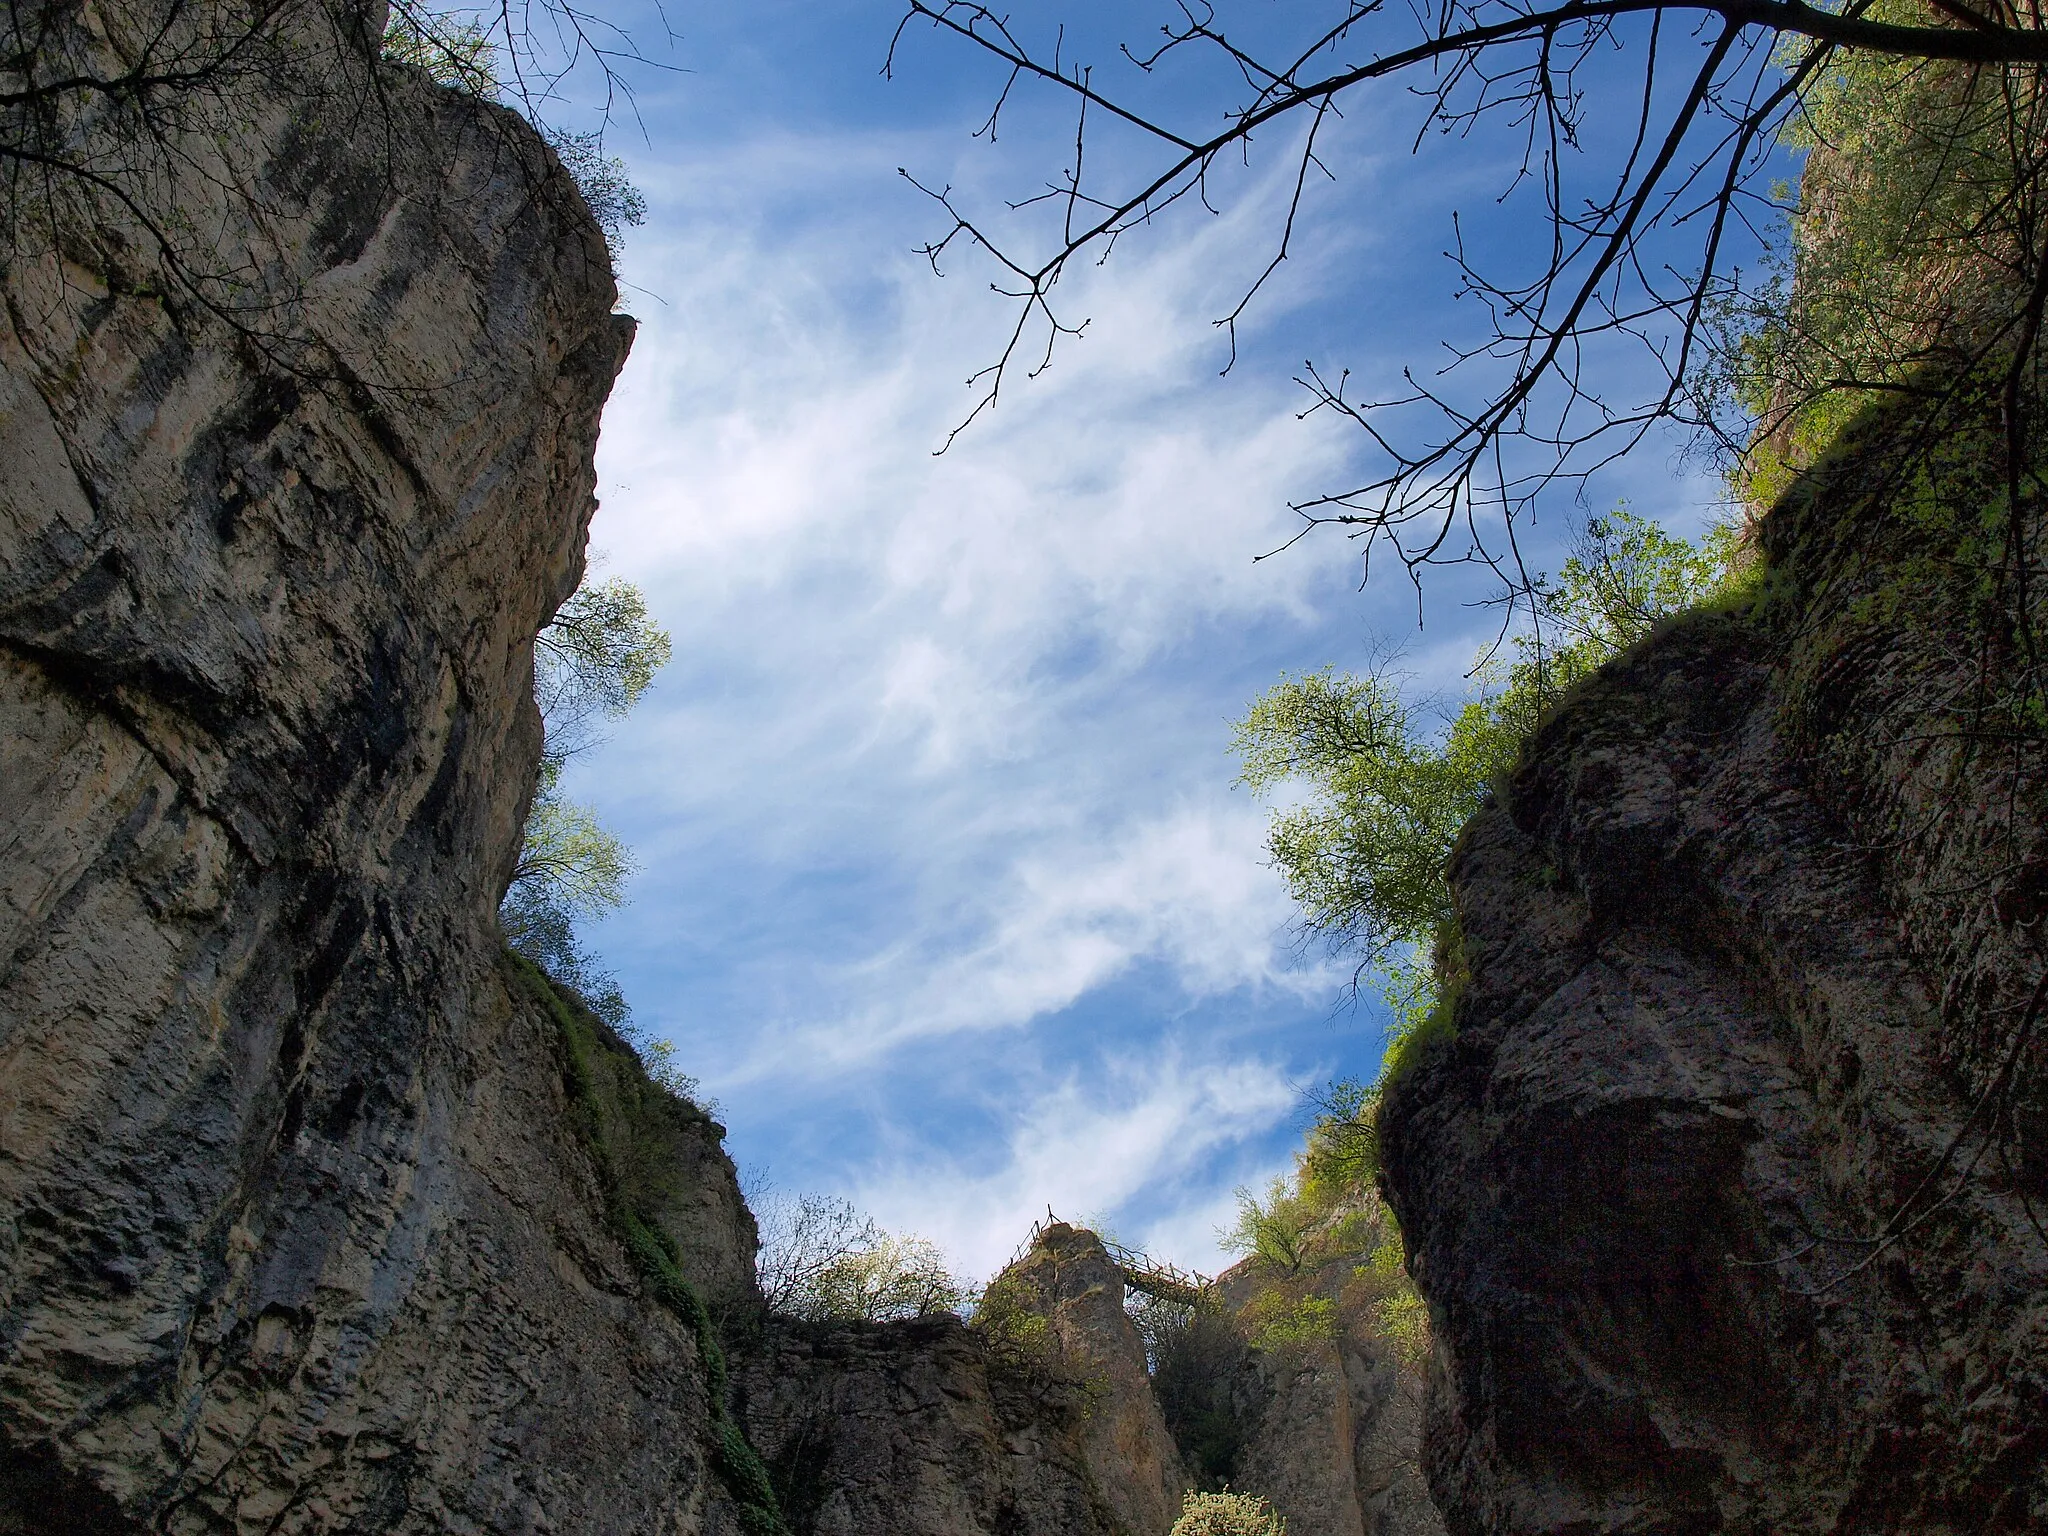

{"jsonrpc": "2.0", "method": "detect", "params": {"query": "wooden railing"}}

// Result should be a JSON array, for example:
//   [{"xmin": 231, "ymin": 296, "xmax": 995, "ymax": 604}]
[
  {"xmin": 1100, "ymin": 1238, "xmax": 1213, "ymax": 1308},
  {"xmin": 1008, "ymin": 1215, "xmax": 1216, "ymax": 1308}
]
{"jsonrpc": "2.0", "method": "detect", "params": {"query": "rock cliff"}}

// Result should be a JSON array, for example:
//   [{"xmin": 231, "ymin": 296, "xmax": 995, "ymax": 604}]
[
  {"xmin": 0, "ymin": 8, "xmax": 1332, "ymax": 1534},
  {"xmin": 0, "ymin": 1, "xmax": 778, "ymax": 1529},
  {"xmin": 731, "ymin": 1226, "xmax": 1186, "ymax": 1536},
  {"xmin": 1380, "ymin": 391, "xmax": 2048, "ymax": 1533},
  {"xmin": 1200, "ymin": 1204, "xmax": 1442, "ymax": 1536},
  {"xmin": 32, "ymin": 2, "xmax": 2041, "ymax": 1535}
]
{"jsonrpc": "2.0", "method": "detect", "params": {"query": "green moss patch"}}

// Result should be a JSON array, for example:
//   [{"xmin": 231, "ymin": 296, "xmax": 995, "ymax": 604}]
[{"xmin": 511, "ymin": 952, "xmax": 787, "ymax": 1535}]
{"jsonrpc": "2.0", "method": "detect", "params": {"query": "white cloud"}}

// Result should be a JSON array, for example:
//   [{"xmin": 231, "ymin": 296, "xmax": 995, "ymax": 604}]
[
  {"xmin": 573, "ymin": 104, "xmax": 1433, "ymax": 1263},
  {"xmin": 706, "ymin": 797, "xmax": 1340, "ymax": 1082},
  {"xmin": 850, "ymin": 1046, "xmax": 1301, "ymax": 1281}
]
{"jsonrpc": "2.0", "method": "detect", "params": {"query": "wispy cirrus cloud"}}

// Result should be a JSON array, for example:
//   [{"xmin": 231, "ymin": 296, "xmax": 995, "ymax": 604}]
[
  {"xmin": 850, "ymin": 1045, "xmax": 1302, "ymax": 1279},
  {"xmin": 569, "ymin": 69, "xmax": 1510, "ymax": 1274}
]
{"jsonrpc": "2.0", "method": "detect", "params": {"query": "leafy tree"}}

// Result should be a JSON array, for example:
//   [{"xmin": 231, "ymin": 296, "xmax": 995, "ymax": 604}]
[
  {"xmin": 755, "ymin": 1192, "xmax": 968, "ymax": 1322},
  {"xmin": 502, "ymin": 575, "xmax": 672, "ymax": 1029},
  {"xmin": 1236, "ymin": 508, "xmax": 1745, "ymax": 1059},
  {"xmin": 1221, "ymin": 1178, "xmax": 1315, "ymax": 1276},
  {"xmin": 1298, "ymin": 1079, "xmax": 1380, "ymax": 1200}
]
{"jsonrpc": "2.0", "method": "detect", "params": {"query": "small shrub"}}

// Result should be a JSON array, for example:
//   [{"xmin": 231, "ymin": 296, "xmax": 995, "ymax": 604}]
[
  {"xmin": 1221, "ymin": 1179, "xmax": 1314, "ymax": 1274},
  {"xmin": 1239, "ymin": 1291, "xmax": 1337, "ymax": 1354},
  {"xmin": 1374, "ymin": 1289, "xmax": 1430, "ymax": 1368},
  {"xmin": 1170, "ymin": 1490, "xmax": 1287, "ymax": 1536},
  {"xmin": 1353, "ymin": 1238, "xmax": 1407, "ymax": 1296}
]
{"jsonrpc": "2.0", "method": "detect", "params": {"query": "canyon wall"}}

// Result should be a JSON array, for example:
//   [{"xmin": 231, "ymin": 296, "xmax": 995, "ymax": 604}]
[
  {"xmin": 0, "ymin": 8, "xmax": 1276, "ymax": 1533},
  {"xmin": 0, "ymin": 1, "xmax": 765, "ymax": 1528},
  {"xmin": 1381, "ymin": 397, "xmax": 2048, "ymax": 1533}
]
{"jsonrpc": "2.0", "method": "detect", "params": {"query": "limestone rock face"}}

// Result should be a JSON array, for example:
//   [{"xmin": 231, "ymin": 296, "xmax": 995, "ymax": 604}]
[
  {"xmin": 1210, "ymin": 1214, "xmax": 1444, "ymax": 1536},
  {"xmin": 998, "ymin": 1224, "xmax": 1191, "ymax": 1536},
  {"xmin": 727, "ymin": 1225, "xmax": 1206, "ymax": 1536},
  {"xmin": 733, "ymin": 1315, "xmax": 1126, "ymax": 1536},
  {"xmin": 0, "ymin": 3, "xmax": 761, "ymax": 1531},
  {"xmin": 1380, "ymin": 401, "xmax": 2048, "ymax": 1535}
]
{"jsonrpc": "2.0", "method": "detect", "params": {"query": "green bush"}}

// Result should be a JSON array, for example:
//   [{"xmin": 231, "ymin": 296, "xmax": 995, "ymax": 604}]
[
  {"xmin": 1695, "ymin": 4, "xmax": 2048, "ymax": 506},
  {"xmin": 1170, "ymin": 1490, "xmax": 1287, "ymax": 1536},
  {"xmin": 1236, "ymin": 507, "xmax": 1743, "ymax": 1072},
  {"xmin": 1242, "ymin": 1293, "xmax": 1337, "ymax": 1354}
]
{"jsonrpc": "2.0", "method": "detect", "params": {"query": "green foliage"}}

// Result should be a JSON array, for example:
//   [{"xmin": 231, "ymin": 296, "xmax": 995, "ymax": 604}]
[
  {"xmin": 1220, "ymin": 1178, "xmax": 1314, "ymax": 1274},
  {"xmin": 504, "ymin": 575, "xmax": 672, "ymax": 1029},
  {"xmin": 536, "ymin": 577, "xmax": 675, "ymax": 754},
  {"xmin": 1170, "ymin": 1490, "xmax": 1288, "ymax": 1536},
  {"xmin": 1697, "ymin": 4, "xmax": 2048, "ymax": 503},
  {"xmin": 1377, "ymin": 920, "xmax": 1467, "ymax": 1090},
  {"xmin": 1240, "ymin": 1292, "xmax": 1337, "ymax": 1353},
  {"xmin": 755, "ymin": 1192, "xmax": 967, "ymax": 1322},
  {"xmin": 1372, "ymin": 1289, "xmax": 1430, "ymax": 1367},
  {"xmin": 1236, "ymin": 507, "xmax": 1745, "ymax": 1077},
  {"xmin": 545, "ymin": 130, "xmax": 650, "ymax": 249},
  {"xmin": 973, "ymin": 1275, "xmax": 1059, "ymax": 1361},
  {"xmin": 971, "ymin": 1272, "xmax": 1110, "ymax": 1414},
  {"xmin": 1132, "ymin": 1296, "xmax": 1252, "ymax": 1489},
  {"xmin": 379, "ymin": 6, "xmax": 649, "ymax": 257},
  {"xmin": 381, "ymin": 5, "xmax": 497, "ymax": 93},
  {"xmin": 799, "ymin": 1234, "xmax": 968, "ymax": 1322},
  {"xmin": 514, "ymin": 759, "xmax": 634, "ymax": 915},
  {"xmin": 1233, "ymin": 668, "xmax": 1473, "ymax": 967}
]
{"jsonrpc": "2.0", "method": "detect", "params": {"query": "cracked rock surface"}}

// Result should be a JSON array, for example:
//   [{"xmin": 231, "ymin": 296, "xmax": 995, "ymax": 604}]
[
  {"xmin": 0, "ymin": 3, "xmax": 765, "ymax": 1529},
  {"xmin": 1382, "ymin": 400, "xmax": 2048, "ymax": 1535}
]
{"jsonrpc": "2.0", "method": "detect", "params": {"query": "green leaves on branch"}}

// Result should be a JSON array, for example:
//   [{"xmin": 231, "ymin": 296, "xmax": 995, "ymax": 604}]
[
  {"xmin": 503, "ymin": 575, "xmax": 672, "ymax": 1029},
  {"xmin": 379, "ymin": 5, "xmax": 649, "ymax": 257},
  {"xmin": 514, "ymin": 759, "xmax": 633, "ymax": 917},
  {"xmin": 536, "ymin": 577, "xmax": 674, "ymax": 755},
  {"xmin": 1698, "ymin": 3, "xmax": 2048, "ymax": 505},
  {"xmin": 1234, "ymin": 669, "xmax": 1477, "ymax": 970},
  {"xmin": 1236, "ymin": 509, "xmax": 1748, "ymax": 1065},
  {"xmin": 755, "ymin": 1193, "xmax": 969, "ymax": 1323}
]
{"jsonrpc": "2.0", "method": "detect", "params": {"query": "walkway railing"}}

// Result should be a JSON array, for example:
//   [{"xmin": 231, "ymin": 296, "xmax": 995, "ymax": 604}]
[{"xmin": 1006, "ymin": 1214, "xmax": 1216, "ymax": 1308}]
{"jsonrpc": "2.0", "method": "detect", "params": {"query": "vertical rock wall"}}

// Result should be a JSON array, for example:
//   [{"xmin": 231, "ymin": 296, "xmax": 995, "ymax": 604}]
[
  {"xmin": 1380, "ymin": 396, "xmax": 2048, "ymax": 1534},
  {"xmin": 0, "ymin": 3, "xmax": 762, "ymax": 1530}
]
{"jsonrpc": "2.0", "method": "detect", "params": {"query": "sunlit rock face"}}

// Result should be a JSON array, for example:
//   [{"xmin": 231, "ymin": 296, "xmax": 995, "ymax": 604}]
[
  {"xmin": 0, "ymin": 2, "xmax": 776, "ymax": 1529},
  {"xmin": 731, "ymin": 1224, "xmax": 1184, "ymax": 1536},
  {"xmin": 1208, "ymin": 1208, "xmax": 1444, "ymax": 1536},
  {"xmin": 1381, "ymin": 400, "xmax": 2048, "ymax": 1535},
  {"xmin": 1001, "ymin": 1224, "xmax": 1192, "ymax": 1536}
]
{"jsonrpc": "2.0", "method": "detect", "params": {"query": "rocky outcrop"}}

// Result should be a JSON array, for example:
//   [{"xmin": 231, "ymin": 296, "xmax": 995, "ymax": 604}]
[
  {"xmin": 1381, "ymin": 394, "xmax": 2048, "ymax": 1533},
  {"xmin": 0, "ymin": 1, "xmax": 777, "ymax": 1529},
  {"xmin": 733, "ymin": 1315, "xmax": 1123, "ymax": 1536},
  {"xmin": 1206, "ymin": 1206, "xmax": 1443, "ymax": 1536},
  {"xmin": 730, "ymin": 1224, "xmax": 1187, "ymax": 1536},
  {"xmin": 996, "ymin": 1225, "xmax": 1191, "ymax": 1536}
]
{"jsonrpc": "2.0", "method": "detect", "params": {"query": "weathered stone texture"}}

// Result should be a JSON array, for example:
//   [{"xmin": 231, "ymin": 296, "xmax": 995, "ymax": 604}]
[
  {"xmin": 1212, "ymin": 1208, "xmax": 1445, "ymax": 1536},
  {"xmin": 734, "ymin": 1314, "xmax": 1124, "ymax": 1536},
  {"xmin": 999, "ymin": 1224, "xmax": 1191, "ymax": 1536},
  {"xmin": 0, "ymin": 3, "xmax": 760, "ymax": 1530},
  {"xmin": 1381, "ymin": 401, "xmax": 2048, "ymax": 1535}
]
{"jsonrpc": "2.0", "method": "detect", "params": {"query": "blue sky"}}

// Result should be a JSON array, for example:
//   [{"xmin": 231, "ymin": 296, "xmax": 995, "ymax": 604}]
[{"xmin": 542, "ymin": 0, "xmax": 1746, "ymax": 1279}]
